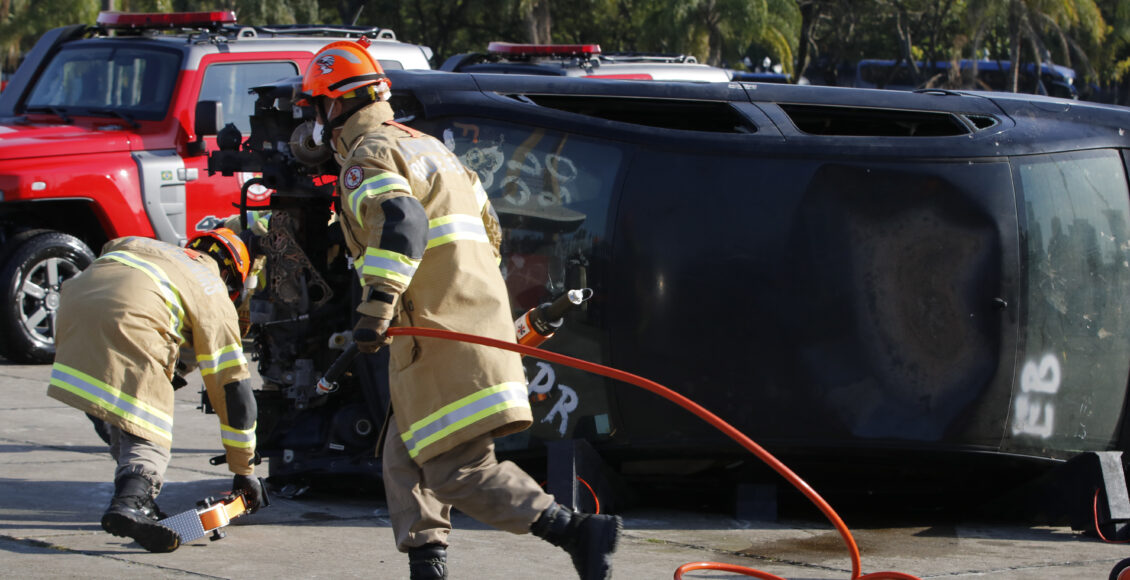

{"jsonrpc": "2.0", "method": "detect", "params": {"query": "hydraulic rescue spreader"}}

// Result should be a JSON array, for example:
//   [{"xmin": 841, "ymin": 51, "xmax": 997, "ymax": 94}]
[{"xmin": 158, "ymin": 479, "xmax": 270, "ymax": 545}]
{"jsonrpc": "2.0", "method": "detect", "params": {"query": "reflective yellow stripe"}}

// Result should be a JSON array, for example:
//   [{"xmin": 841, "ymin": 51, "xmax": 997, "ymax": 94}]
[
  {"xmin": 400, "ymin": 382, "xmax": 529, "ymax": 459},
  {"xmin": 348, "ymin": 172, "xmax": 412, "ymax": 226},
  {"xmin": 50, "ymin": 363, "xmax": 173, "ymax": 442},
  {"xmin": 361, "ymin": 247, "xmax": 420, "ymax": 285},
  {"xmin": 101, "ymin": 251, "xmax": 185, "ymax": 342},
  {"xmin": 221, "ymin": 422, "xmax": 257, "ymax": 449},
  {"xmin": 197, "ymin": 343, "xmax": 247, "ymax": 377},
  {"xmin": 427, "ymin": 214, "xmax": 490, "ymax": 249}
]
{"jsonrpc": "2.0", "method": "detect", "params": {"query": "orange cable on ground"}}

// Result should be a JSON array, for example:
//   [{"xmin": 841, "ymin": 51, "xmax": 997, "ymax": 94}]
[
  {"xmin": 1094, "ymin": 489, "xmax": 1130, "ymax": 544},
  {"xmin": 386, "ymin": 326, "xmax": 921, "ymax": 580}
]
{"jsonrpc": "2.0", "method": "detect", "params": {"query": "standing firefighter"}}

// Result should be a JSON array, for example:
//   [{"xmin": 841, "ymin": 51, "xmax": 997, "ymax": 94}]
[
  {"xmin": 46, "ymin": 231, "xmax": 263, "ymax": 553},
  {"xmin": 299, "ymin": 39, "xmax": 621, "ymax": 579}
]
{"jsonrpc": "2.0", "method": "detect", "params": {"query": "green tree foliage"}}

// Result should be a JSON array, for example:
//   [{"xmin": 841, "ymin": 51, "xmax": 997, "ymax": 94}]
[
  {"xmin": 0, "ymin": 0, "xmax": 101, "ymax": 71},
  {"xmin": 750, "ymin": 0, "xmax": 801, "ymax": 75},
  {"xmin": 3, "ymin": 0, "xmax": 1130, "ymax": 103},
  {"xmin": 1091, "ymin": 0, "xmax": 1130, "ymax": 101}
]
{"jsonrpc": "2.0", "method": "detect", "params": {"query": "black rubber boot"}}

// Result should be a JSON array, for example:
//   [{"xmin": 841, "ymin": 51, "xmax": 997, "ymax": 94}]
[
  {"xmin": 531, "ymin": 503, "xmax": 621, "ymax": 580},
  {"xmin": 408, "ymin": 543, "xmax": 448, "ymax": 579},
  {"xmin": 100, "ymin": 474, "xmax": 181, "ymax": 553}
]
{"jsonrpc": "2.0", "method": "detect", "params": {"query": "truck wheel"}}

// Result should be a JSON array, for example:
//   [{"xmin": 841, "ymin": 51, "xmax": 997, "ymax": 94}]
[{"xmin": 0, "ymin": 232, "xmax": 94, "ymax": 363}]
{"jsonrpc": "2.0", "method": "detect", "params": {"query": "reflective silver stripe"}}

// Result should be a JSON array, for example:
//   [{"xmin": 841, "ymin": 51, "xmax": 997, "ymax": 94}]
[
  {"xmin": 50, "ymin": 363, "xmax": 173, "ymax": 441},
  {"xmin": 427, "ymin": 214, "xmax": 490, "ymax": 249},
  {"xmin": 400, "ymin": 382, "xmax": 528, "ymax": 459},
  {"xmin": 101, "ymin": 251, "xmax": 186, "ymax": 342},
  {"xmin": 348, "ymin": 172, "xmax": 412, "ymax": 225},
  {"xmin": 197, "ymin": 343, "xmax": 247, "ymax": 377},
  {"xmin": 221, "ymin": 423, "xmax": 256, "ymax": 449},
  {"xmin": 361, "ymin": 248, "xmax": 419, "ymax": 285},
  {"xmin": 472, "ymin": 179, "xmax": 489, "ymax": 213}
]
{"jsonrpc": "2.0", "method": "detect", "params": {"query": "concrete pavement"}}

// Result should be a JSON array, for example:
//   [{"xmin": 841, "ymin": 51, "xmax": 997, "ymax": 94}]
[{"xmin": 2, "ymin": 357, "xmax": 1129, "ymax": 579}]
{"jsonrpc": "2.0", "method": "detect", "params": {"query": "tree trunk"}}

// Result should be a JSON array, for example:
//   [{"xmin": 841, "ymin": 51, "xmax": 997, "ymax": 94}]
[
  {"xmin": 1008, "ymin": 0, "xmax": 1022, "ymax": 93},
  {"xmin": 796, "ymin": 1, "xmax": 820, "ymax": 81},
  {"xmin": 336, "ymin": 0, "xmax": 366, "ymax": 26},
  {"xmin": 524, "ymin": 0, "xmax": 551, "ymax": 44}
]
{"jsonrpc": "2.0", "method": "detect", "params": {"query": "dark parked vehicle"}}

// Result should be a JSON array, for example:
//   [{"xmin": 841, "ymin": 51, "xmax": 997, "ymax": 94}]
[{"xmin": 209, "ymin": 69, "xmax": 1130, "ymax": 521}]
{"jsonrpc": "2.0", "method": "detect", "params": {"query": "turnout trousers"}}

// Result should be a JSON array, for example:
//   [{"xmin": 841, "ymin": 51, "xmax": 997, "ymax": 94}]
[{"xmin": 382, "ymin": 415, "xmax": 556, "ymax": 551}]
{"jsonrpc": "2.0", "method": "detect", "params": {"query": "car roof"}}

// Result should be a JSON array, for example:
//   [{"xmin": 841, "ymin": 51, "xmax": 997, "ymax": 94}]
[{"xmin": 384, "ymin": 69, "xmax": 1130, "ymax": 157}]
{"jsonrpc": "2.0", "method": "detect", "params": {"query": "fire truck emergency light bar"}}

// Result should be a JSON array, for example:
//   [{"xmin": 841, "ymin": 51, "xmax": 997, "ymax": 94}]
[
  {"xmin": 487, "ymin": 42, "xmax": 602, "ymax": 58},
  {"xmin": 96, "ymin": 11, "xmax": 238, "ymax": 29}
]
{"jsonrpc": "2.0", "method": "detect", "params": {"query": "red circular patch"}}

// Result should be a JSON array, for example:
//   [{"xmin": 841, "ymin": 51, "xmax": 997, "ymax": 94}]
[{"xmin": 344, "ymin": 166, "xmax": 364, "ymax": 190}]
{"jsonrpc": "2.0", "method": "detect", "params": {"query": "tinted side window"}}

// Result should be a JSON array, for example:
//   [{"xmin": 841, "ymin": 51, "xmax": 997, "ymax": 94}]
[
  {"xmin": 418, "ymin": 117, "xmax": 622, "ymax": 305},
  {"xmin": 413, "ymin": 116, "xmax": 626, "ymax": 442},
  {"xmin": 199, "ymin": 62, "xmax": 297, "ymax": 133},
  {"xmin": 1010, "ymin": 150, "xmax": 1130, "ymax": 450}
]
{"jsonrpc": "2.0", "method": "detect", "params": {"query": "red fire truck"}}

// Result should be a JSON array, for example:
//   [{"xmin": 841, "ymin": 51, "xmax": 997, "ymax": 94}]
[{"xmin": 0, "ymin": 11, "xmax": 432, "ymax": 362}]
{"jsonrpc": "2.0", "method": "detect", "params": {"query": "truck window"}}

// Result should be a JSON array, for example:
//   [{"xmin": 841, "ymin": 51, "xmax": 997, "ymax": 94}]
[
  {"xmin": 24, "ymin": 45, "xmax": 181, "ymax": 119},
  {"xmin": 199, "ymin": 62, "xmax": 298, "ymax": 134}
]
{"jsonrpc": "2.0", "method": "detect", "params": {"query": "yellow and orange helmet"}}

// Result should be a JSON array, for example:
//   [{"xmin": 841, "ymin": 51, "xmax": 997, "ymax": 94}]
[
  {"xmin": 300, "ymin": 39, "xmax": 388, "ymax": 104},
  {"xmin": 186, "ymin": 228, "xmax": 250, "ymax": 301}
]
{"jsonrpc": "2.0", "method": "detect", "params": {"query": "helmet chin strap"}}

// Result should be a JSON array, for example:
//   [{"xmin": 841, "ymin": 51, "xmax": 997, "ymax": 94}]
[
  {"xmin": 315, "ymin": 89, "xmax": 380, "ymax": 151},
  {"xmin": 312, "ymin": 98, "xmax": 337, "ymax": 148}
]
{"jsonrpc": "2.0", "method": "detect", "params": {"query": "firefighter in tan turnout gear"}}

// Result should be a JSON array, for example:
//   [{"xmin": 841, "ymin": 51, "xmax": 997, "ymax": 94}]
[
  {"xmin": 298, "ymin": 39, "xmax": 621, "ymax": 580},
  {"xmin": 46, "ymin": 230, "xmax": 263, "ymax": 553}
]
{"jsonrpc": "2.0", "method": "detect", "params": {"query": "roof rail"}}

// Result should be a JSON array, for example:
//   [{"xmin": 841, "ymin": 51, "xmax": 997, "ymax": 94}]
[
  {"xmin": 600, "ymin": 52, "xmax": 697, "ymax": 64},
  {"xmin": 246, "ymin": 25, "xmax": 397, "ymax": 40}
]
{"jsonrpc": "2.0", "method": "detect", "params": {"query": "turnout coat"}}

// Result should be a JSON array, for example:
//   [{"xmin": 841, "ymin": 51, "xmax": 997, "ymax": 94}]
[
  {"xmin": 47, "ymin": 237, "xmax": 257, "ymax": 475},
  {"xmin": 334, "ymin": 101, "xmax": 530, "ymax": 465}
]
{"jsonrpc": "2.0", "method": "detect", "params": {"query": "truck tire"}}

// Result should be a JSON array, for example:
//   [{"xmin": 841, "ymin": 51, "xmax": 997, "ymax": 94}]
[{"xmin": 0, "ymin": 231, "xmax": 94, "ymax": 363}]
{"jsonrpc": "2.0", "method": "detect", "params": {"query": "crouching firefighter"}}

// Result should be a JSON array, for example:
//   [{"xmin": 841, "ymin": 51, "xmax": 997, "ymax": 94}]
[
  {"xmin": 46, "ymin": 230, "xmax": 264, "ymax": 553},
  {"xmin": 298, "ymin": 39, "xmax": 621, "ymax": 580}
]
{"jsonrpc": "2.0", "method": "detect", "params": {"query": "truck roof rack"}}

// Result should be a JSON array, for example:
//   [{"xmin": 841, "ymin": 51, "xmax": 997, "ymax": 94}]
[
  {"xmin": 244, "ymin": 25, "xmax": 397, "ymax": 40},
  {"xmin": 95, "ymin": 12, "xmax": 397, "ymax": 41},
  {"xmin": 599, "ymin": 52, "xmax": 698, "ymax": 64}
]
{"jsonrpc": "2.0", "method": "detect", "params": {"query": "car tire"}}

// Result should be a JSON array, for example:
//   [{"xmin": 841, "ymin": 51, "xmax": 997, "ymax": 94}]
[{"xmin": 0, "ymin": 231, "xmax": 94, "ymax": 363}]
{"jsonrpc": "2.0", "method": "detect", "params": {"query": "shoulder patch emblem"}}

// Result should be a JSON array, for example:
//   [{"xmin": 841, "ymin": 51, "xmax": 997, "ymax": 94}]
[{"xmin": 344, "ymin": 165, "xmax": 364, "ymax": 190}]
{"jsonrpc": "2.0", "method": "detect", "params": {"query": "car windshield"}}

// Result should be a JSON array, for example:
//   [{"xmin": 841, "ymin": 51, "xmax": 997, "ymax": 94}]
[{"xmin": 24, "ymin": 44, "xmax": 181, "ymax": 121}]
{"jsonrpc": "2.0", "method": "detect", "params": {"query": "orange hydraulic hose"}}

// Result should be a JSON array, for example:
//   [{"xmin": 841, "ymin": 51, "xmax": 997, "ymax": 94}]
[{"xmin": 386, "ymin": 326, "xmax": 920, "ymax": 580}]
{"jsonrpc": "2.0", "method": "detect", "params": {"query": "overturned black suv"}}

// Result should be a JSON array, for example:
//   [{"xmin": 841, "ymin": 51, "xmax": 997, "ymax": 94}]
[{"xmin": 208, "ymin": 69, "xmax": 1130, "ymax": 521}]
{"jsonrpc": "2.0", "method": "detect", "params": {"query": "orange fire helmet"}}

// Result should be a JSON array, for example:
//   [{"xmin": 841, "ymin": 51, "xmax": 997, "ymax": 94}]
[
  {"xmin": 186, "ymin": 228, "xmax": 250, "ymax": 301},
  {"xmin": 300, "ymin": 39, "xmax": 388, "ymax": 104}
]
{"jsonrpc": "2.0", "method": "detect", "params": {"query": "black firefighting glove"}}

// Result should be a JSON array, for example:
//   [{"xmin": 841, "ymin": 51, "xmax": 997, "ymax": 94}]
[
  {"xmin": 232, "ymin": 474, "xmax": 263, "ymax": 514},
  {"xmin": 353, "ymin": 315, "xmax": 392, "ymax": 353}
]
